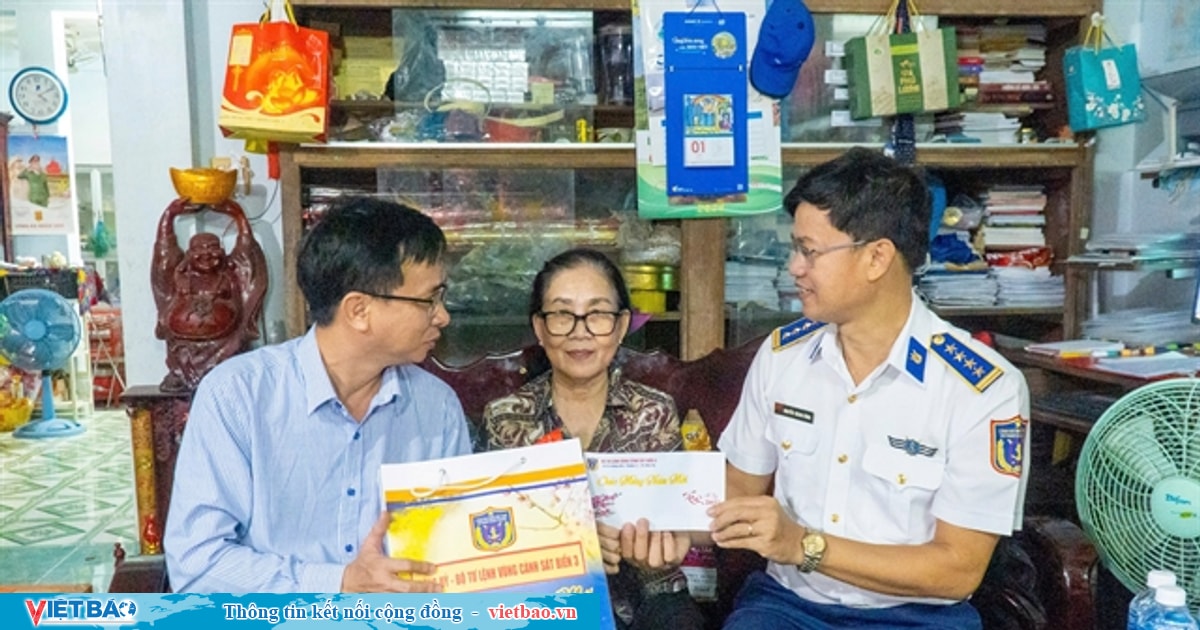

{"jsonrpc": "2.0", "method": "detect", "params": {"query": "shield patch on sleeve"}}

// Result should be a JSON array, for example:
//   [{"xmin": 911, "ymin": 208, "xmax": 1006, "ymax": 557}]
[{"xmin": 991, "ymin": 416, "xmax": 1025, "ymax": 477}]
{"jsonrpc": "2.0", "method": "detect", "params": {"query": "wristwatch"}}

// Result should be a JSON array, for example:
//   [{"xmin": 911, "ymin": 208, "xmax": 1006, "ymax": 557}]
[{"xmin": 797, "ymin": 530, "xmax": 827, "ymax": 573}]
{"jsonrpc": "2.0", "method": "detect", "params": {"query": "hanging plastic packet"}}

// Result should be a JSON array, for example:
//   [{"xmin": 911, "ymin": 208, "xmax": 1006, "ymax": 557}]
[{"xmin": 679, "ymin": 409, "xmax": 717, "ymax": 601}]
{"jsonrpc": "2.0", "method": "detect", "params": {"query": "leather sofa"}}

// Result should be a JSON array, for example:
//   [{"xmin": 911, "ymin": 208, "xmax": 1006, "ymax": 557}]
[{"xmin": 110, "ymin": 338, "xmax": 1100, "ymax": 630}]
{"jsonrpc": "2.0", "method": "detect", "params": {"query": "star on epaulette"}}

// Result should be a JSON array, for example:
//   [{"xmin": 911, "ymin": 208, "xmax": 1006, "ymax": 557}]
[
  {"xmin": 930, "ymin": 333, "xmax": 1003, "ymax": 393},
  {"xmin": 772, "ymin": 317, "xmax": 827, "ymax": 352}
]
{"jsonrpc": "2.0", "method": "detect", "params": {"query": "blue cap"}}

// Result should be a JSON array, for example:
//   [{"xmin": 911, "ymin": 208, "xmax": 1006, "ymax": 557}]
[{"xmin": 750, "ymin": 0, "xmax": 816, "ymax": 99}]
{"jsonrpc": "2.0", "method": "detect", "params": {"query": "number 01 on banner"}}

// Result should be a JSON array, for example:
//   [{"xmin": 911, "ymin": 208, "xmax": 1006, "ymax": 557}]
[{"xmin": 684, "ymin": 136, "xmax": 735, "ymax": 168}]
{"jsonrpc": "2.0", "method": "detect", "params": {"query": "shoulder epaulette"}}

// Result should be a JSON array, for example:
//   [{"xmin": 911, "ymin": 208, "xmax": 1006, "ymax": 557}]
[
  {"xmin": 930, "ymin": 333, "xmax": 1003, "ymax": 393},
  {"xmin": 772, "ymin": 318, "xmax": 827, "ymax": 352}
]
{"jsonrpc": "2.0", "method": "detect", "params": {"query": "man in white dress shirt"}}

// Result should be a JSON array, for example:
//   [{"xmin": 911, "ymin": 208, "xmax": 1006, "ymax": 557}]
[{"xmin": 708, "ymin": 147, "xmax": 1030, "ymax": 629}]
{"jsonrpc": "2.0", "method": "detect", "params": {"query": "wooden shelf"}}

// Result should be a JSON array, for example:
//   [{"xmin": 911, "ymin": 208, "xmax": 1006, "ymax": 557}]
[
  {"xmin": 806, "ymin": 0, "xmax": 1099, "ymax": 16},
  {"xmin": 293, "ymin": 0, "xmax": 1099, "ymax": 17},
  {"xmin": 290, "ymin": 143, "xmax": 634, "ymax": 169},
  {"xmin": 931, "ymin": 305, "xmax": 1064, "ymax": 317},
  {"xmin": 1066, "ymin": 257, "xmax": 1200, "ymax": 272},
  {"xmin": 783, "ymin": 143, "xmax": 1087, "ymax": 169},
  {"xmin": 291, "ymin": 142, "xmax": 1087, "ymax": 171},
  {"xmin": 283, "ymin": 0, "xmax": 1098, "ymax": 356}
]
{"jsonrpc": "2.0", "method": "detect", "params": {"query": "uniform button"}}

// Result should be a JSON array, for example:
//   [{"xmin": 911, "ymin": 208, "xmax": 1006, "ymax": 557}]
[
  {"xmin": 353, "ymin": 432, "xmax": 361, "ymax": 440},
  {"xmin": 781, "ymin": 440, "xmax": 793, "ymax": 450},
  {"xmin": 344, "ymin": 544, "xmax": 354, "ymax": 553},
  {"xmin": 831, "ymin": 514, "xmax": 840, "ymax": 523},
  {"xmin": 847, "ymin": 394, "xmax": 857, "ymax": 403},
  {"xmin": 837, "ymin": 454, "xmax": 848, "ymax": 464},
  {"xmin": 897, "ymin": 474, "xmax": 907, "ymax": 485},
  {"xmin": 347, "ymin": 488, "xmax": 356, "ymax": 497}
]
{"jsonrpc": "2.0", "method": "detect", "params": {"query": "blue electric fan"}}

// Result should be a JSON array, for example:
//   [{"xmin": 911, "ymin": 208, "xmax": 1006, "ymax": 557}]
[{"xmin": 0, "ymin": 288, "xmax": 84, "ymax": 438}]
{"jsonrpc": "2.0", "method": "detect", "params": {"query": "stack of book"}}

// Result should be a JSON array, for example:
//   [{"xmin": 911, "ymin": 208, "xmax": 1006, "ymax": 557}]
[
  {"xmin": 977, "ymin": 184, "xmax": 1063, "ymax": 308},
  {"xmin": 979, "ymin": 185, "xmax": 1047, "ymax": 249},
  {"xmin": 933, "ymin": 111, "xmax": 1021, "ymax": 144},
  {"xmin": 957, "ymin": 24, "xmax": 1051, "ymax": 113}
]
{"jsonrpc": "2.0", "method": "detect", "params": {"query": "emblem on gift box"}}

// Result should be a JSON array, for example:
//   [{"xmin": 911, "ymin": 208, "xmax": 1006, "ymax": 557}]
[{"xmin": 471, "ymin": 507, "xmax": 516, "ymax": 552}]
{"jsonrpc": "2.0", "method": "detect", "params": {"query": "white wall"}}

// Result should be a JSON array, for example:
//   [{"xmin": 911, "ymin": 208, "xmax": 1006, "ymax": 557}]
[
  {"xmin": 104, "ymin": 0, "xmax": 194, "ymax": 386},
  {"xmin": 1091, "ymin": 0, "xmax": 1200, "ymax": 313},
  {"xmin": 2, "ymin": 0, "xmax": 285, "ymax": 387},
  {"xmin": 102, "ymin": 0, "xmax": 285, "ymax": 386},
  {"xmin": 2, "ymin": 0, "xmax": 96, "ymax": 263}
]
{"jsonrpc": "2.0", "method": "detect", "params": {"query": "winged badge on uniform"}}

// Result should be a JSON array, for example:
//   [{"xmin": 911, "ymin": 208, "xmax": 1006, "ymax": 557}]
[{"xmin": 888, "ymin": 436, "xmax": 939, "ymax": 457}]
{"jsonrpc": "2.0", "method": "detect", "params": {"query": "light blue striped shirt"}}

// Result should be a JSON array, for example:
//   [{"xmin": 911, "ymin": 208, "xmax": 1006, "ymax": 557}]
[{"xmin": 164, "ymin": 327, "xmax": 471, "ymax": 593}]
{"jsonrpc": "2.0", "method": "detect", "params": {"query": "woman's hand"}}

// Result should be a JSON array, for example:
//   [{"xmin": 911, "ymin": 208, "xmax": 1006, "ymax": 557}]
[{"xmin": 619, "ymin": 518, "xmax": 691, "ymax": 571}]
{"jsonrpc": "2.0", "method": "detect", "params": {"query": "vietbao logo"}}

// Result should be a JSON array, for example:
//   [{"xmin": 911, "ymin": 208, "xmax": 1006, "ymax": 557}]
[{"xmin": 24, "ymin": 598, "xmax": 138, "ymax": 627}]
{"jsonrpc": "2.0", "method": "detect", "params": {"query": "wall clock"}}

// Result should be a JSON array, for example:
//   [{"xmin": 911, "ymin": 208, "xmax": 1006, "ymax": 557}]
[{"xmin": 8, "ymin": 67, "xmax": 69, "ymax": 126}]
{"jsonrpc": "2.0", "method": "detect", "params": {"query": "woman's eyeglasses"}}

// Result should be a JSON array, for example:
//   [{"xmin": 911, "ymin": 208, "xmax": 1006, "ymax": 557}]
[{"xmin": 537, "ymin": 310, "xmax": 624, "ymax": 336}]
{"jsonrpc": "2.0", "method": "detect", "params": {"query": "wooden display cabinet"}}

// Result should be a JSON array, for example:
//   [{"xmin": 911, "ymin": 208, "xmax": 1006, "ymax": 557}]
[{"xmin": 280, "ymin": 0, "xmax": 1100, "ymax": 360}]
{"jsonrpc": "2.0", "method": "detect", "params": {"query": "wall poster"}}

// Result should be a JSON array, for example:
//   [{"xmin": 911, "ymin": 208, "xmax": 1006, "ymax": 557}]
[{"xmin": 7, "ymin": 134, "xmax": 74, "ymax": 235}]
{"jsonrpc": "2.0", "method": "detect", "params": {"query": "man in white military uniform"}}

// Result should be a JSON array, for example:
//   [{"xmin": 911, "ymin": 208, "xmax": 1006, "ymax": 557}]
[{"xmin": 708, "ymin": 147, "xmax": 1029, "ymax": 629}]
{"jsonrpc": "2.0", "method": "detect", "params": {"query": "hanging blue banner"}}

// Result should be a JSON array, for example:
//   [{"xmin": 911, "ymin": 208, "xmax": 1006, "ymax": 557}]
[
  {"xmin": 2, "ymin": 592, "xmax": 609, "ymax": 629},
  {"xmin": 662, "ymin": 11, "xmax": 748, "ymax": 198}
]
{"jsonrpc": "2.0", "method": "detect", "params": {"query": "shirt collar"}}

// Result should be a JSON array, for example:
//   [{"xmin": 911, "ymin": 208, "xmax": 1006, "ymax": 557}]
[
  {"xmin": 809, "ymin": 292, "xmax": 932, "ymax": 386},
  {"xmin": 299, "ymin": 327, "xmax": 338, "ymax": 415},
  {"xmin": 299, "ymin": 326, "xmax": 406, "ymax": 417},
  {"xmin": 883, "ymin": 292, "xmax": 932, "ymax": 386}
]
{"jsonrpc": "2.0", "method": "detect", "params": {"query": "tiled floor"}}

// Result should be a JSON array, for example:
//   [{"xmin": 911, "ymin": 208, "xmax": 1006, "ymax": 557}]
[{"xmin": 0, "ymin": 408, "xmax": 138, "ymax": 590}]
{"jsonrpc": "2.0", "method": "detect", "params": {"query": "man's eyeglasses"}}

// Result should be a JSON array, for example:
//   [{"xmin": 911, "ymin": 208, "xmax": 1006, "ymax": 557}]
[
  {"xmin": 360, "ymin": 285, "xmax": 447, "ymax": 315},
  {"xmin": 790, "ymin": 239, "xmax": 866, "ymax": 266},
  {"xmin": 537, "ymin": 310, "xmax": 625, "ymax": 337}
]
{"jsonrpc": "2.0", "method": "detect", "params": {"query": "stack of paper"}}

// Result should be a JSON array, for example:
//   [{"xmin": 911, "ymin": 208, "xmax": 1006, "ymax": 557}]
[
  {"xmin": 1083, "ymin": 308, "xmax": 1200, "ymax": 346},
  {"xmin": 1093, "ymin": 352, "xmax": 1200, "ymax": 379},
  {"xmin": 991, "ymin": 266, "xmax": 1064, "ymax": 306},
  {"xmin": 1025, "ymin": 339, "xmax": 1124, "ymax": 357},
  {"xmin": 725, "ymin": 260, "xmax": 781, "ymax": 307},
  {"xmin": 1073, "ymin": 233, "xmax": 1200, "ymax": 264},
  {"xmin": 918, "ymin": 271, "xmax": 998, "ymax": 307}
]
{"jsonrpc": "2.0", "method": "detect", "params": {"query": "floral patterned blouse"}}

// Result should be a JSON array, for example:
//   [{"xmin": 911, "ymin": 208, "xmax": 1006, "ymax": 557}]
[
  {"xmin": 484, "ymin": 368, "xmax": 681, "ymax": 454},
  {"xmin": 483, "ymin": 367, "xmax": 688, "ymax": 623}
]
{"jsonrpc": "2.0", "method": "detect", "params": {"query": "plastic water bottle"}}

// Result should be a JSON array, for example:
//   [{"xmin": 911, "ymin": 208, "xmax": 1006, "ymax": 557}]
[
  {"xmin": 1141, "ymin": 585, "xmax": 1198, "ymax": 630},
  {"xmin": 1129, "ymin": 570, "xmax": 1178, "ymax": 629}
]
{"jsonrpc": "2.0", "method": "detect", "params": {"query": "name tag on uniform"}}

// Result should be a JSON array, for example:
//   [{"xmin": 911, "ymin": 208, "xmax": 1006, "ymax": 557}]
[{"xmin": 774, "ymin": 402, "xmax": 814, "ymax": 424}]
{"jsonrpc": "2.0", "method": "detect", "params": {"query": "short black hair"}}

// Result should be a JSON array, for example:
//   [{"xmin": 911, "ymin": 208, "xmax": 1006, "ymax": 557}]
[
  {"xmin": 528, "ymin": 248, "xmax": 632, "ymax": 318},
  {"xmin": 784, "ymin": 147, "xmax": 930, "ymax": 272},
  {"xmin": 297, "ymin": 197, "xmax": 446, "ymax": 326}
]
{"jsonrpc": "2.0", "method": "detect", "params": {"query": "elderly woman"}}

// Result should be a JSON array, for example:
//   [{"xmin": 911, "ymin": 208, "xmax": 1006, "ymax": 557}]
[{"xmin": 484, "ymin": 248, "xmax": 705, "ymax": 630}]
